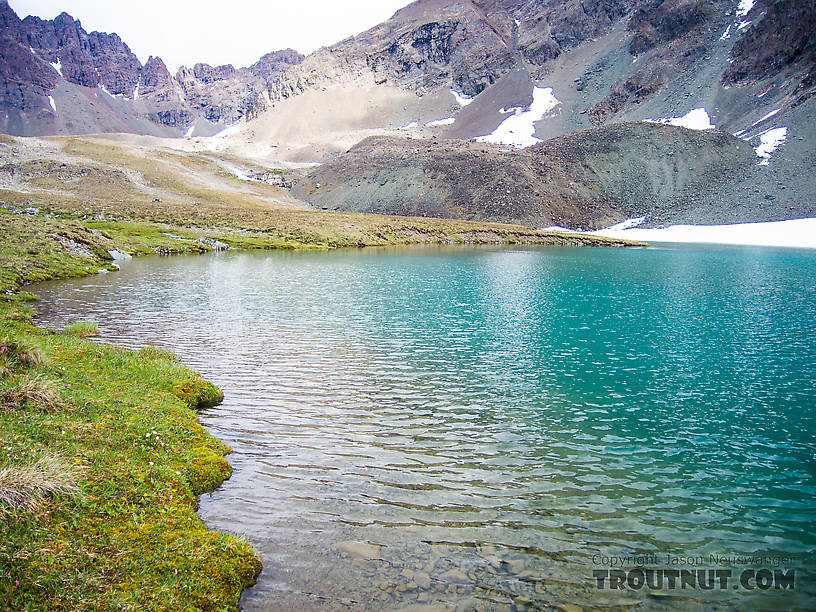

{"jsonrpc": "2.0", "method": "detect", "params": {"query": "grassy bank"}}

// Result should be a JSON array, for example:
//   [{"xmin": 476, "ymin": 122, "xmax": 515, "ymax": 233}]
[
  {"xmin": 0, "ymin": 297, "xmax": 260, "ymax": 609},
  {"xmin": 1, "ymin": 181, "xmax": 265, "ymax": 608}
]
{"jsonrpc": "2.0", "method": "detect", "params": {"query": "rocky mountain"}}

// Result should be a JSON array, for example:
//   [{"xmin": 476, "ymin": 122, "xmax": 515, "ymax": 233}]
[
  {"xmin": 1, "ymin": 0, "xmax": 813, "ymax": 229},
  {"xmin": 0, "ymin": 0, "xmax": 303, "ymax": 136},
  {"xmin": 249, "ymin": 0, "xmax": 813, "ymax": 226}
]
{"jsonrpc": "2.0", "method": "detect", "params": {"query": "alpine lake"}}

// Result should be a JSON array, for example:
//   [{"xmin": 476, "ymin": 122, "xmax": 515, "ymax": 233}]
[{"xmin": 32, "ymin": 243, "xmax": 816, "ymax": 610}]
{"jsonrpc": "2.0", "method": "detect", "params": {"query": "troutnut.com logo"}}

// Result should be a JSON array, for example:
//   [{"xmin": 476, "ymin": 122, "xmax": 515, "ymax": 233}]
[{"xmin": 592, "ymin": 554, "xmax": 797, "ymax": 591}]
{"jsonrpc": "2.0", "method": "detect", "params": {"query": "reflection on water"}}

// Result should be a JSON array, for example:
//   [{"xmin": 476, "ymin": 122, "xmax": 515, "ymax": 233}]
[{"xmin": 32, "ymin": 245, "xmax": 816, "ymax": 610}]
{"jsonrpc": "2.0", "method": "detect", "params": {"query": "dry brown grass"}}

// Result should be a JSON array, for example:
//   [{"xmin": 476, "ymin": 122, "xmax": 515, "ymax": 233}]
[
  {"xmin": 0, "ymin": 454, "xmax": 79, "ymax": 515},
  {"xmin": 0, "ymin": 374, "xmax": 63, "ymax": 411}
]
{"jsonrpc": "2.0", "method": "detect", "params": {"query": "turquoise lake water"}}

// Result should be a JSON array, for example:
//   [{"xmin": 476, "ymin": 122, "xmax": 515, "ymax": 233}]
[{"xmin": 33, "ymin": 244, "xmax": 816, "ymax": 610}]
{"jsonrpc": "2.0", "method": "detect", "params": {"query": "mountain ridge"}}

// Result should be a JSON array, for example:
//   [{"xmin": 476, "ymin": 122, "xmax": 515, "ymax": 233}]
[
  {"xmin": 0, "ymin": 1, "xmax": 304, "ymax": 136},
  {"xmin": 1, "ymin": 0, "xmax": 814, "ymax": 230}
]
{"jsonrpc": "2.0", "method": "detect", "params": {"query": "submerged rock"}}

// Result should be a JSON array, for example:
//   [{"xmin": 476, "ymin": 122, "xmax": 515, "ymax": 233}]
[{"xmin": 337, "ymin": 540, "xmax": 385, "ymax": 560}]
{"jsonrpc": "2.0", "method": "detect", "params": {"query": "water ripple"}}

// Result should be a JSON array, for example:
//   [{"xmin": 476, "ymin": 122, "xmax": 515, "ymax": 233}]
[{"xmin": 32, "ymin": 245, "xmax": 816, "ymax": 610}]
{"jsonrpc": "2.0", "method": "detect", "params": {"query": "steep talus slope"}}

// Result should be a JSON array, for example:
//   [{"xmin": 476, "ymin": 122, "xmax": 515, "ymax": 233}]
[{"xmin": 293, "ymin": 122, "xmax": 755, "ymax": 229}]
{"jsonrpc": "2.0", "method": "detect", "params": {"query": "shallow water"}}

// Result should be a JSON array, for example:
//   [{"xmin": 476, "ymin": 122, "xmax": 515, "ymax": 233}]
[{"xmin": 33, "ymin": 245, "xmax": 816, "ymax": 610}]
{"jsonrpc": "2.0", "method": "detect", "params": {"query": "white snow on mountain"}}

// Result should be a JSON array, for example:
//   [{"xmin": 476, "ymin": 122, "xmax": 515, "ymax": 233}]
[
  {"xmin": 751, "ymin": 109, "xmax": 780, "ymax": 127},
  {"xmin": 592, "ymin": 217, "xmax": 816, "ymax": 249},
  {"xmin": 736, "ymin": 0, "xmax": 756, "ymax": 18},
  {"xmin": 475, "ymin": 86, "xmax": 560, "ymax": 148},
  {"xmin": 451, "ymin": 90, "xmax": 473, "ymax": 107},
  {"xmin": 754, "ymin": 127, "xmax": 788, "ymax": 165},
  {"xmin": 645, "ymin": 108, "xmax": 715, "ymax": 130},
  {"xmin": 426, "ymin": 117, "xmax": 456, "ymax": 127}
]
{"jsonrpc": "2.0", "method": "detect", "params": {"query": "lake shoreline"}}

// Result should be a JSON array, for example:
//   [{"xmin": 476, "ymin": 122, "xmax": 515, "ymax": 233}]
[
  {"xmin": 33, "ymin": 244, "xmax": 814, "ymax": 610},
  {"xmin": 0, "ymin": 209, "xmax": 643, "ymax": 609},
  {"xmin": 1, "ymin": 240, "xmax": 263, "ymax": 606}
]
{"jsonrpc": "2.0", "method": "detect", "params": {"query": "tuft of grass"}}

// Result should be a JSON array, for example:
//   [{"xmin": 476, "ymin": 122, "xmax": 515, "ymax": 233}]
[
  {"xmin": 0, "ymin": 454, "xmax": 79, "ymax": 516},
  {"xmin": 137, "ymin": 344, "xmax": 178, "ymax": 362},
  {"xmin": 0, "ymin": 374, "xmax": 63, "ymax": 412},
  {"xmin": 0, "ymin": 337, "xmax": 48, "ymax": 368},
  {"xmin": 63, "ymin": 321, "xmax": 99, "ymax": 338}
]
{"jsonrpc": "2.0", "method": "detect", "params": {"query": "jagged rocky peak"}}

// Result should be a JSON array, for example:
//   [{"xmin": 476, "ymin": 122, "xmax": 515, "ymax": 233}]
[
  {"xmin": 140, "ymin": 56, "xmax": 173, "ymax": 96},
  {"xmin": 190, "ymin": 62, "xmax": 236, "ymax": 83},
  {"xmin": 265, "ymin": 0, "xmax": 644, "ymax": 102},
  {"xmin": 0, "ymin": 1, "xmax": 304, "ymax": 135},
  {"xmin": 87, "ymin": 31, "xmax": 141, "ymax": 95}
]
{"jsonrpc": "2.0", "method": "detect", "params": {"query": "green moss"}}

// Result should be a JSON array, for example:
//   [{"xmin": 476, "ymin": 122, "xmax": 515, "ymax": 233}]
[
  {"xmin": 186, "ymin": 448, "xmax": 233, "ymax": 495},
  {"xmin": 0, "ymin": 306, "xmax": 259, "ymax": 611},
  {"xmin": 172, "ymin": 379, "xmax": 224, "ymax": 410}
]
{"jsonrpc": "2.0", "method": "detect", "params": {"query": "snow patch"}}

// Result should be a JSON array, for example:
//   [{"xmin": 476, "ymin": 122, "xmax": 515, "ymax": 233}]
[
  {"xmin": 426, "ymin": 117, "xmax": 456, "ymax": 127},
  {"xmin": 48, "ymin": 96, "xmax": 56, "ymax": 112},
  {"xmin": 184, "ymin": 124, "xmax": 195, "ymax": 138},
  {"xmin": 214, "ymin": 123, "xmax": 241, "ymax": 138},
  {"xmin": 591, "ymin": 218, "xmax": 816, "ymax": 249},
  {"xmin": 475, "ymin": 86, "xmax": 560, "ymax": 149},
  {"xmin": 222, "ymin": 162, "xmax": 251, "ymax": 181},
  {"xmin": 132, "ymin": 83, "xmax": 140, "ymax": 100},
  {"xmin": 99, "ymin": 85, "xmax": 123, "ymax": 98},
  {"xmin": 645, "ymin": 107, "xmax": 715, "ymax": 130},
  {"xmin": 605, "ymin": 217, "xmax": 646, "ymax": 231},
  {"xmin": 737, "ymin": 20, "xmax": 752, "ymax": 31},
  {"xmin": 50, "ymin": 58, "xmax": 62, "ymax": 77},
  {"xmin": 754, "ymin": 127, "xmax": 787, "ymax": 165},
  {"xmin": 720, "ymin": 24, "xmax": 732, "ymax": 40},
  {"xmin": 397, "ymin": 120, "xmax": 419, "ymax": 130},
  {"xmin": 736, "ymin": 0, "xmax": 756, "ymax": 18},
  {"xmin": 29, "ymin": 45, "xmax": 35, "ymax": 55},
  {"xmin": 450, "ymin": 89, "xmax": 473, "ymax": 107},
  {"xmin": 751, "ymin": 108, "xmax": 780, "ymax": 126}
]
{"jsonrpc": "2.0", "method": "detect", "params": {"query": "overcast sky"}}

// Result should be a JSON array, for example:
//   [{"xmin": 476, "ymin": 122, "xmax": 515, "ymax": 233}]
[{"xmin": 9, "ymin": 0, "xmax": 411, "ymax": 71}]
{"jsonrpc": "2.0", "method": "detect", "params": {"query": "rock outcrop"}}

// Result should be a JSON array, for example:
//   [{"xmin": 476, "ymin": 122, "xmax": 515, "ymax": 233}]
[{"xmin": 723, "ymin": 0, "xmax": 816, "ymax": 96}]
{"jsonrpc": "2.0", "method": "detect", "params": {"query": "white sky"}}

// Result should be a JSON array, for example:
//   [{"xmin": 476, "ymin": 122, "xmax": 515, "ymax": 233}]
[{"xmin": 9, "ymin": 0, "xmax": 412, "ymax": 72}]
